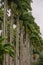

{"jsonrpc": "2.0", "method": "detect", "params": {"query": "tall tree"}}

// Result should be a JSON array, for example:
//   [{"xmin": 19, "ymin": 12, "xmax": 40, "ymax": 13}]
[
  {"xmin": 0, "ymin": 0, "xmax": 43, "ymax": 65},
  {"xmin": 9, "ymin": 1, "xmax": 14, "ymax": 65},
  {"xmin": 16, "ymin": 15, "xmax": 20, "ymax": 65},
  {"xmin": 2, "ymin": 0, "xmax": 8, "ymax": 65}
]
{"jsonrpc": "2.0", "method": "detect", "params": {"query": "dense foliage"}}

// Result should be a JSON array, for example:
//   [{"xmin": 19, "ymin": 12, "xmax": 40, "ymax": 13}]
[{"xmin": 0, "ymin": 0, "xmax": 43, "ymax": 65}]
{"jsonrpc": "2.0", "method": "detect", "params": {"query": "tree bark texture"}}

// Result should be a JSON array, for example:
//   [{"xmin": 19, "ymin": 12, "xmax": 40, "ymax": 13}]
[{"xmin": 16, "ymin": 16, "xmax": 20, "ymax": 65}]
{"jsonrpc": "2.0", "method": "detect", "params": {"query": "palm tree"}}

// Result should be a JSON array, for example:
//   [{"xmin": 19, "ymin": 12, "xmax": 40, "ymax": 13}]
[
  {"xmin": 8, "ymin": 0, "xmax": 32, "ymax": 65},
  {"xmin": 9, "ymin": 1, "xmax": 14, "ymax": 65},
  {"xmin": 16, "ymin": 15, "xmax": 20, "ymax": 65},
  {"xmin": 19, "ymin": 9, "xmax": 43, "ymax": 64},
  {"xmin": 1, "ymin": 0, "xmax": 42, "ymax": 65},
  {"xmin": 2, "ymin": 0, "xmax": 8, "ymax": 65},
  {"xmin": 19, "ymin": 22, "xmax": 24, "ymax": 65}
]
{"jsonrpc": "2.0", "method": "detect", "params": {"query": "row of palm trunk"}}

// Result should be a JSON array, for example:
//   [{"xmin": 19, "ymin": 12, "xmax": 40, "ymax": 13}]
[{"xmin": 2, "ymin": 0, "xmax": 32, "ymax": 65}]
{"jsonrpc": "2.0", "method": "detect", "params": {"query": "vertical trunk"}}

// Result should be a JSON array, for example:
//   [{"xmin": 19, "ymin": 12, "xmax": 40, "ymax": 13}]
[
  {"xmin": 10, "ymin": 12, "xmax": 14, "ymax": 43},
  {"xmin": 20, "ymin": 27, "xmax": 24, "ymax": 65},
  {"xmin": 23, "ymin": 39, "xmax": 27, "ymax": 65},
  {"xmin": 2, "ymin": 0, "xmax": 10, "ymax": 65},
  {"xmin": 10, "ymin": 9, "xmax": 14, "ymax": 44},
  {"xmin": 29, "ymin": 43, "xmax": 33, "ymax": 65},
  {"xmin": 25, "ymin": 32, "xmax": 32, "ymax": 65},
  {"xmin": 22, "ymin": 26, "xmax": 31, "ymax": 65},
  {"xmin": 21, "ymin": 30, "xmax": 27, "ymax": 65},
  {"xmin": 26, "ymin": 33, "xmax": 31, "ymax": 65},
  {"xmin": 16, "ymin": 16, "xmax": 20, "ymax": 65},
  {"xmin": 10, "ymin": 1, "xmax": 15, "ymax": 65},
  {"xmin": 2, "ymin": 0, "xmax": 7, "ymax": 43},
  {"xmin": 2, "ymin": 0, "xmax": 8, "ymax": 65},
  {"xmin": 10, "ymin": 11, "xmax": 14, "ymax": 65}
]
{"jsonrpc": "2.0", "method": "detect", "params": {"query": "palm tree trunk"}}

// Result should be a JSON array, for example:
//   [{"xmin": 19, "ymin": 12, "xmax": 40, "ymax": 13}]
[
  {"xmin": 10, "ymin": 11, "xmax": 14, "ymax": 65},
  {"xmin": 2, "ymin": 0, "xmax": 7, "ymax": 43},
  {"xmin": 22, "ymin": 27, "xmax": 31, "ymax": 65},
  {"xmin": 26, "ymin": 33, "xmax": 31, "ymax": 65},
  {"xmin": 20, "ymin": 26, "xmax": 24, "ymax": 65},
  {"xmin": 29, "ymin": 43, "xmax": 33, "ymax": 65},
  {"xmin": 10, "ymin": 1, "xmax": 16, "ymax": 65},
  {"xmin": 26, "ymin": 31, "xmax": 32, "ymax": 65},
  {"xmin": 2, "ymin": 0, "xmax": 7, "ymax": 65},
  {"xmin": 16, "ymin": 16, "xmax": 20, "ymax": 65},
  {"xmin": 25, "ymin": 31, "xmax": 32, "ymax": 65},
  {"xmin": 2, "ymin": 0, "xmax": 8, "ymax": 65},
  {"xmin": 23, "ymin": 39, "xmax": 27, "ymax": 65}
]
